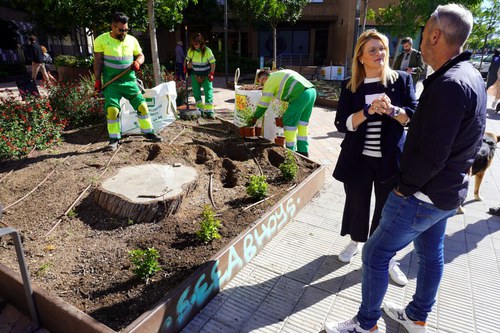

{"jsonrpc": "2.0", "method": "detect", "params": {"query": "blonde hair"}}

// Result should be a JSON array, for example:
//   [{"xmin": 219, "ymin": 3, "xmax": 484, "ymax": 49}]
[
  {"xmin": 347, "ymin": 29, "xmax": 398, "ymax": 93},
  {"xmin": 41, "ymin": 45, "xmax": 47, "ymax": 53}
]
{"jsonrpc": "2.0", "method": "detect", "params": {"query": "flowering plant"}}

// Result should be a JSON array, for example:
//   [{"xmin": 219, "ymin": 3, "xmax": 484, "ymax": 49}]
[
  {"xmin": 45, "ymin": 76, "xmax": 104, "ymax": 130},
  {"xmin": 0, "ymin": 91, "xmax": 65, "ymax": 160},
  {"xmin": 136, "ymin": 64, "xmax": 175, "ymax": 89}
]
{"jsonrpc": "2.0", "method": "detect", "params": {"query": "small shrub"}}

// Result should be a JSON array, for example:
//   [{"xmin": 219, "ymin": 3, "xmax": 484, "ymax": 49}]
[
  {"xmin": 46, "ymin": 76, "xmax": 104, "ymax": 130},
  {"xmin": 136, "ymin": 63, "xmax": 175, "ymax": 89},
  {"xmin": 196, "ymin": 205, "xmax": 221, "ymax": 243},
  {"xmin": 279, "ymin": 151, "xmax": 298, "ymax": 181},
  {"xmin": 128, "ymin": 248, "xmax": 161, "ymax": 282},
  {"xmin": 54, "ymin": 55, "xmax": 93, "ymax": 68},
  {"xmin": 0, "ymin": 92, "xmax": 65, "ymax": 160},
  {"xmin": 246, "ymin": 175, "xmax": 268, "ymax": 200}
]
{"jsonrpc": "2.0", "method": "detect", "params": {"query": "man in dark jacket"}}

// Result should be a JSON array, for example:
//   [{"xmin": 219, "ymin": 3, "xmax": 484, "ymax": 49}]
[
  {"xmin": 325, "ymin": 4, "xmax": 486, "ymax": 333},
  {"xmin": 29, "ymin": 35, "xmax": 52, "ymax": 83},
  {"xmin": 393, "ymin": 37, "xmax": 425, "ymax": 88}
]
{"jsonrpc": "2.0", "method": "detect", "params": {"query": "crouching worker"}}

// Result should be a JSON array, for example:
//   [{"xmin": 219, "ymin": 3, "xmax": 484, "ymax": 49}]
[
  {"xmin": 249, "ymin": 69, "xmax": 316, "ymax": 157},
  {"xmin": 94, "ymin": 12, "xmax": 163, "ymax": 151}
]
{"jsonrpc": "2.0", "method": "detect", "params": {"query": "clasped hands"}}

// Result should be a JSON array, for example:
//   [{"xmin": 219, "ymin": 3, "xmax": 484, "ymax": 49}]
[{"xmin": 366, "ymin": 94, "xmax": 394, "ymax": 117}]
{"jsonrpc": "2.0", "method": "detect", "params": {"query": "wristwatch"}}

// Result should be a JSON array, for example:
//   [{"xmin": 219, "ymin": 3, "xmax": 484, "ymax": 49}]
[{"xmin": 390, "ymin": 106, "xmax": 400, "ymax": 118}]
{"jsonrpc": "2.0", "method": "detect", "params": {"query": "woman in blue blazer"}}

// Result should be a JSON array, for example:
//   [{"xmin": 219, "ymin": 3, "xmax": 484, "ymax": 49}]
[{"xmin": 333, "ymin": 30, "xmax": 417, "ymax": 285}]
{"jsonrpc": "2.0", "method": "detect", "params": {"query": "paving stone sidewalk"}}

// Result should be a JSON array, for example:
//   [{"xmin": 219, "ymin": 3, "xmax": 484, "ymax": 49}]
[{"xmin": 183, "ymin": 78, "xmax": 500, "ymax": 333}]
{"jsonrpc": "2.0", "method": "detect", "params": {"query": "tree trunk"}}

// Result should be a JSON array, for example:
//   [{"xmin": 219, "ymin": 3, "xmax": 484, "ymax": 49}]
[
  {"xmin": 148, "ymin": 0, "xmax": 162, "ymax": 86},
  {"xmin": 93, "ymin": 164, "xmax": 199, "ymax": 223},
  {"xmin": 272, "ymin": 24, "xmax": 277, "ymax": 69}
]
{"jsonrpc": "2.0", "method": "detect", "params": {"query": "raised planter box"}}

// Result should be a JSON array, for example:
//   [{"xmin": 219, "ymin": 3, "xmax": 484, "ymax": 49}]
[
  {"xmin": 0, "ymin": 162, "xmax": 325, "ymax": 333},
  {"xmin": 57, "ymin": 66, "xmax": 92, "ymax": 83},
  {"xmin": 315, "ymin": 97, "xmax": 338, "ymax": 109}
]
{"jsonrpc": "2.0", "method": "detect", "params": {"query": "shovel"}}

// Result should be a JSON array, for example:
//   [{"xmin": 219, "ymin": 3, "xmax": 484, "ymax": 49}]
[{"xmin": 92, "ymin": 66, "xmax": 134, "ymax": 102}]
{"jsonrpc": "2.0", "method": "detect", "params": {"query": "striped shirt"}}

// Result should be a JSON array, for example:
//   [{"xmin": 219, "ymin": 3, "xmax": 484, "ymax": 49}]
[{"xmin": 362, "ymin": 77, "xmax": 385, "ymax": 158}]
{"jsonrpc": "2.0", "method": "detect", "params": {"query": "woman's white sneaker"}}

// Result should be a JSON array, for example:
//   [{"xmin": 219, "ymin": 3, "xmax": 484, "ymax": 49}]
[
  {"xmin": 338, "ymin": 241, "xmax": 359, "ymax": 263},
  {"xmin": 389, "ymin": 259, "xmax": 408, "ymax": 286}
]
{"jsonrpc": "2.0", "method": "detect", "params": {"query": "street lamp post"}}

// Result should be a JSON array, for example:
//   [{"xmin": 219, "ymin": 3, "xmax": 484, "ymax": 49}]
[{"xmin": 224, "ymin": 0, "xmax": 229, "ymax": 86}]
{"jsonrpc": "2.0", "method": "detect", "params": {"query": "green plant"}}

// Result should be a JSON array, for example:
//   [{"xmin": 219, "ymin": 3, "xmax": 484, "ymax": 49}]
[
  {"xmin": 67, "ymin": 209, "xmax": 76, "ymax": 218},
  {"xmin": 54, "ymin": 55, "xmax": 93, "ymax": 68},
  {"xmin": 35, "ymin": 262, "xmax": 53, "ymax": 277},
  {"xmin": 136, "ymin": 63, "xmax": 175, "ymax": 89},
  {"xmin": 45, "ymin": 76, "xmax": 104, "ymax": 130},
  {"xmin": 279, "ymin": 151, "xmax": 298, "ymax": 181},
  {"xmin": 196, "ymin": 205, "xmax": 222, "ymax": 243},
  {"xmin": 0, "ymin": 92, "xmax": 65, "ymax": 160},
  {"xmin": 246, "ymin": 175, "xmax": 269, "ymax": 200},
  {"xmin": 128, "ymin": 248, "xmax": 161, "ymax": 282}
]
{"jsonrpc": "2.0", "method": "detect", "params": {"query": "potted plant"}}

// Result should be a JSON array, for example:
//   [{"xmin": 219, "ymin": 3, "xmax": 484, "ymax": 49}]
[
  {"xmin": 238, "ymin": 105, "xmax": 256, "ymax": 137},
  {"xmin": 274, "ymin": 100, "xmax": 288, "ymax": 127},
  {"xmin": 54, "ymin": 55, "xmax": 93, "ymax": 82}
]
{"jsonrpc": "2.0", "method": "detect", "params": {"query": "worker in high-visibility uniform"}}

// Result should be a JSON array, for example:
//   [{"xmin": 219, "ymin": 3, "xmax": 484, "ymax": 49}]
[
  {"xmin": 94, "ymin": 12, "xmax": 162, "ymax": 151},
  {"xmin": 250, "ymin": 69, "xmax": 316, "ymax": 157},
  {"xmin": 184, "ymin": 33, "xmax": 216, "ymax": 119}
]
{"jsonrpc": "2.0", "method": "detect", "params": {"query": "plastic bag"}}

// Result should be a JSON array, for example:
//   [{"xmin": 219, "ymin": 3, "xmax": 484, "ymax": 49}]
[{"xmin": 120, "ymin": 81, "xmax": 177, "ymax": 135}]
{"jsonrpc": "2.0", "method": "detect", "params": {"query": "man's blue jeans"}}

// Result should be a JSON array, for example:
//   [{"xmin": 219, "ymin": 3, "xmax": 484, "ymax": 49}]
[{"xmin": 357, "ymin": 191, "xmax": 456, "ymax": 329}]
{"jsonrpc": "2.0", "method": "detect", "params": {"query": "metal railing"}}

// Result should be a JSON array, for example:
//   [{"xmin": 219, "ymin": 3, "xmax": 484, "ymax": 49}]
[
  {"xmin": 265, "ymin": 53, "xmax": 314, "ymax": 68},
  {"xmin": 0, "ymin": 222, "xmax": 40, "ymax": 331}
]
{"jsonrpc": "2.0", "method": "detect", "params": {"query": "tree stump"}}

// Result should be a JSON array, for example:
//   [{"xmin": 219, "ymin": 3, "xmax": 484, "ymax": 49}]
[{"xmin": 93, "ymin": 164, "xmax": 198, "ymax": 223}]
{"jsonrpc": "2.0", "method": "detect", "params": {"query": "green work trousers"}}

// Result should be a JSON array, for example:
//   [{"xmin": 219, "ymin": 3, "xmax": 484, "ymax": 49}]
[
  {"xmin": 103, "ymin": 81, "xmax": 154, "ymax": 140},
  {"xmin": 282, "ymin": 88, "xmax": 316, "ymax": 154},
  {"xmin": 190, "ymin": 75, "xmax": 214, "ymax": 115}
]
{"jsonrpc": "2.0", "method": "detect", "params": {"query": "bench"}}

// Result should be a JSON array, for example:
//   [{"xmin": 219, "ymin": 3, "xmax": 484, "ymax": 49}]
[{"xmin": 285, "ymin": 65, "xmax": 319, "ymax": 80}]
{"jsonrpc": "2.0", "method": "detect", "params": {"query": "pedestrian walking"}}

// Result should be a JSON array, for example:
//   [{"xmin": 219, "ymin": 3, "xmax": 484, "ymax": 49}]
[
  {"xmin": 93, "ymin": 12, "xmax": 163, "ymax": 151},
  {"xmin": 325, "ymin": 4, "xmax": 486, "ymax": 333},
  {"xmin": 29, "ymin": 35, "xmax": 55, "ymax": 83},
  {"xmin": 175, "ymin": 41, "xmax": 186, "ymax": 81},
  {"xmin": 333, "ymin": 29, "xmax": 416, "ymax": 287},
  {"xmin": 249, "ymin": 69, "xmax": 316, "ymax": 157}
]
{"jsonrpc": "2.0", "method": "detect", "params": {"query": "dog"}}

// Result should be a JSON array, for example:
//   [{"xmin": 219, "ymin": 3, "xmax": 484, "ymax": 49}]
[{"xmin": 458, "ymin": 131, "xmax": 499, "ymax": 214}]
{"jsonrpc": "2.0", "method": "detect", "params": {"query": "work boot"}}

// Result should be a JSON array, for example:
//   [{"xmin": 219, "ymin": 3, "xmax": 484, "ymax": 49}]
[
  {"xmin": 107, "ymin": 139, "xmax": 119, "ymax": 151},
  {"xmin": 203, "ymin": 111, "xmax": 216, "ymax": 119},
  {"xmin": 144, "ymin": 132, "xmax": 163, "ymax": 142},
  {"xmin": 297, "ymin": 151, "xmax": 309, "ymax": 158}
]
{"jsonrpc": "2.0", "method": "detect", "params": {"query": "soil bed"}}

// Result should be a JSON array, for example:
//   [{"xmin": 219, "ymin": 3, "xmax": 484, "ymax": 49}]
[{"xmin": 0, "ymin": 118, "xmax": 318, "ymax": 331}]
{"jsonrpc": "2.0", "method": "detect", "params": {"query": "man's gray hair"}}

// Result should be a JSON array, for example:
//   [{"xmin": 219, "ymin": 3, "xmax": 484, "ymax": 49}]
[{"xmin": 431, "ymin": 3, "xmax": 473, "ymax": 48}]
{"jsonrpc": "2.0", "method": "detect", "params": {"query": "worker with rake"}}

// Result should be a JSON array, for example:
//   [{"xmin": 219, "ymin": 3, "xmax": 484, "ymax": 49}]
[
  {"xmin": 250, "ymin": 69, "xmax": 316, "ymax": 157},
  {"xmin": 94, "ymin": 12, "xmax": 163, "ymax": 151}
]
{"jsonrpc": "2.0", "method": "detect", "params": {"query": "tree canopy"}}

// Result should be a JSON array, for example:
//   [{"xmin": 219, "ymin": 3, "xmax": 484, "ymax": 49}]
[
  {"xmin": 230, "ymin": 0, "xmax": 309, "ymax": 64},
  {"xmin": 366, "ymin": 0, "xmax": 483, "ymax": 39},
  {"xmin": 9, "ymin": 0, "xmax": 194, "ymax": 37},
  {"xmin": 468, "ymin": 0, "xmax": 500, "ymax": 51}
]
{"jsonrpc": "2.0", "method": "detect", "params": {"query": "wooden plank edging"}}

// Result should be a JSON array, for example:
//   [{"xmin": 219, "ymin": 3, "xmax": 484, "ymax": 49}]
[{"xmin": 123, "ymin": 164, "xmax": 326, "ymax": 333}]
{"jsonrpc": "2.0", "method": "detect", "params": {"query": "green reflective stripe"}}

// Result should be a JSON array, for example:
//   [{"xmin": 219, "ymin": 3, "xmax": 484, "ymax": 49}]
[
  {"xmin": 284, "ymin": 126, "xmax": 297, "ymax": 131},
  {"xmin": 207, "ymin": 56, "xmax": 215, "ymax": 62},
  {"xmin": 299, "ymin": 121, "xmax": 309, "ymax": 126},
  {"xmin": 297, "ymin": 135, "xmax": 308, "ymax": 141},
  {"xmin": 262, "ymin": 92, "xmax": 274, "ymax": 98},
  {"xmin": 258, "ymin": 100, "xmax": 270, "ymax": 107},
  {"xmin": 104, "ymin": 61, "xmax": 131, "ymax": 69},
  {"xmin": 104, "ymin": 55, "xmax": 133, "ymax": 61},
  {"xmin": 108, "ymin": 119, "xmax": 120, "ymax": 124},
  {"xmin": 277, "ymin": 73, "xmax": 291, "ymax": 99}
]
